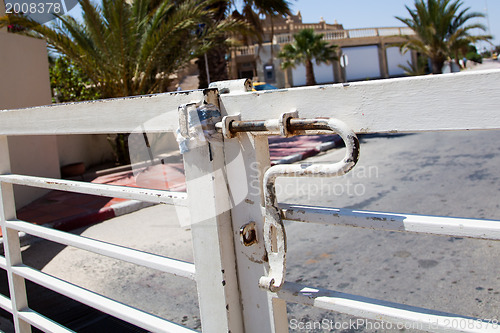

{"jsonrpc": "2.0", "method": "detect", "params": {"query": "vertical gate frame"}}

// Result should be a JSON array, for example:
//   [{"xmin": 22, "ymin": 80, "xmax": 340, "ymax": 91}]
[
  {"xmin": 217, "ymin": 81, "xmax": 289, "ymax": 333},
  {"xmin": 222, "ymin": 133, "xmax": 289, "ymax": 333},
  {"xmin": 181, "ymin": 89, "xmax": 244, "ymax": 333},
  {"xmin": 0, "ymin": 136, "xmax": 31, "ymax": 333}
]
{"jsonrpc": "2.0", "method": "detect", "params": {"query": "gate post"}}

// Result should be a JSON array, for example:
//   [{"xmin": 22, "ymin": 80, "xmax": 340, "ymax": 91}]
[
  {"xmin": 180, "ymin": 90, "xmax": 244, "ymax": 333},
  {"xmin": 223, "ymin": 133, "xmax": 289, "ymax": 333},
  {"xmin": 0, "ymin": 135, "xmax": 31, "ymax": 332},
  {"xmin": 215, "ymin": 79, "xmax": 289, "ymax": 332}
]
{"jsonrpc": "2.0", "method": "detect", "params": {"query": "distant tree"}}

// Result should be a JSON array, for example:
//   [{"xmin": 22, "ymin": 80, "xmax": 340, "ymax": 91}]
[
  {"xmin": 396, "ymin": 0, "xmax": 491, "ymax": 74},
  {"xmin": 466, "ymin": 44, "xmax": 483, "ymax": 64},
  {"xmin": 480, "ymin": 49, "xmax": 491, "ymax": 59},
  {"xmin": 278, "ymin": 28, "xmax": 337, "ymax": 86},
  {"xmin": 398, "ymin": 54, "xmax": 429, "ymax": 76},
  {"xmin": 196, "ymin": 0, "xmax": 292, "ymax": 88},
  {"xmin": 1, "ymin": 0, "xmax": 243, "ymax": 165},
  {"xmin": 49, "ymin": 56, "xmax": 100, "ymax": 103}
]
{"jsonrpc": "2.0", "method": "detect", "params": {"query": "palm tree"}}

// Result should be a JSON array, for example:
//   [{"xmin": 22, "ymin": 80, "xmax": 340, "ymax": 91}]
[
  {"xmin": 449, "ymin": 7, "xmax": 491, "ymax": 68},
  {"xmin": 398, "ymin": 56, "xmax": 429, "ymax": 76},
  {"xmin": 230, "ymin": 0, "xmax": 291, "ymax": 44},
  {"xmin": 1, "ymin": 0, "xmax": 243, "ymax": 165},
  {"xmin": 278, "ymin": 28, "xmax": 337, "ymax": 86},
  {"xmin": 0, "ymin": 0, "xmax": 242, "ymax": 98},
  {"xmin": 197, "ymin": 0, "xmax": 292, "ymax": 88},
  {"xmin": 396, "ymin": 0, "xmax": 490, "ymax": 74}
]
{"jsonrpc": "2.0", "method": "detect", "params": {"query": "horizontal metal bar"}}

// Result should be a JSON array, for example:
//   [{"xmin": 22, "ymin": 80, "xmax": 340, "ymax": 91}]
[
  {"xmin": 18, "ymin": 308, "xmax": 75, "ymax": 333},
  {"xmin": 222, "ymin": 118, "xmax": 345, "ymax": 136},
  {"xmin": 0, "ymin": 174, "xmax": 187, "ymax": 206},
  {"xmin": 0, "ymin": 292, "xmax": 13, "ymax": 314},
  {"xmin": 223, "ymin": 119, "xmax": 279, "ymax": 133},
  {"xmin": 220, "ymin": 69, "xmax": 500, "ymax": 133},
  {"xmin": 277, "ymin": 282, "xmax": 493, "ymax": 333},
  {"xmin": 280, "ymin": 204, "xmax": 500, "ymax": 240},
  {"xmin": 11, "ymin": 264, "xmax": 197, "ymax": 333},
  {"xmin": 0, "ymin": 90, "xmax": 209, "ymax": 135},
  {"xmin": 5, "ymin": 220, "xmax": 195, "ymax": 280}
]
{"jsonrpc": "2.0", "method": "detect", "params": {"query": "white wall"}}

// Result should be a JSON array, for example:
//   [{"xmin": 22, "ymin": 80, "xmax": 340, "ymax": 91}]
[
  {"xmin": 387, "ymin": 46, "xmax": 412, "ymax": 77},
  {"xmin": 256, "ymin": 44, "xmax": 287, "ymax": 88},
  {"xmin": 0, "ymin": 34, "xmax": 52, "ymax": 110},
  {"xmin": 291, "ymin": 62, "xmax": 335, "ymax": 87},
  {"xmin": 8, "ymin": 136, "xmax": 60, "ymax": 208},
  {"xmin": 0, "ymin": 32, "xmax": 59, "ymax": 208},
  {"xmin": 57, "ymin": 132, "xmax": 179, "ymax": 169},
  {"xmin": 291, "ymin": 64, "xmax": 306, "ymax": 86},
  {"xmin": 342, "ymin": 45, "xmax": 381, "ymax": 81},
  {"xmin": 57, "ymin": 134, "xmax": 115, "ymax": 168}
]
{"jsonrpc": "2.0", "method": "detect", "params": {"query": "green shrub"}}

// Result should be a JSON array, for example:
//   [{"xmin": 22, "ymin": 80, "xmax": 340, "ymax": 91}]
[{"xmin": 466, "ymin": 52, "xmax": 483, "ymax": 64}]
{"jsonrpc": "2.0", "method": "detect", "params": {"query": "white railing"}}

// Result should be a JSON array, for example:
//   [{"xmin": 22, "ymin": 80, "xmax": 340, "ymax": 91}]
[
  {"xmin": 0, "ymin": 70, "xmax": 500, "ymax": 332},
  {"xmin": 346, "ymin": 27, "xmax": 378, "ymax": 38},
  {"xmin": 322, "ymin": 30, "xmax": 348, "ymax": 40},
  {"xmin": 234, "ymin": 45, "xmax": 256, "ymax": 56}
]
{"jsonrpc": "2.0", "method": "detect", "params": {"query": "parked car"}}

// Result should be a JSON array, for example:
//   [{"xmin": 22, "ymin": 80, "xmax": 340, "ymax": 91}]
[{"xmin": 253, "ymin": 82, "xmax": 278, "ymax": 91}]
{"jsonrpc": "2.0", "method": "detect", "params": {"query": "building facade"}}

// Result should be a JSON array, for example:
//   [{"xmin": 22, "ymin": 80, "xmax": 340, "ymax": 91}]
[{"xmin": 229, "ymin": 12, "xmax": 416, "ymax": 88}]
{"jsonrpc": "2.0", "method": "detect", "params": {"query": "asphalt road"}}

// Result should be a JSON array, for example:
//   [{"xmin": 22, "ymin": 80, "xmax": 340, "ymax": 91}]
[{"xmin": 280, "ymin": 130, "xmax": 500, "ymax": 332}]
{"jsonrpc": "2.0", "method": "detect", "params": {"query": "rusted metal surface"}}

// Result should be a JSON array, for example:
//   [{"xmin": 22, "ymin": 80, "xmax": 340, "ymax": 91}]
[
  {"xmin": 239, "ymin": 222, "xmax": 258, "ymax": 247},
  {"xmin": 220, "ymin": 117, "xmax": 360, "ymax": 140}
]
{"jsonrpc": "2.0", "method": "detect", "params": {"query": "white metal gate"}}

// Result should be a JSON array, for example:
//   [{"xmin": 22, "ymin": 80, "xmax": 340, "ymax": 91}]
[{"xmin": 0, "ymin": 70, "xmax": 500, "ymax": 332}]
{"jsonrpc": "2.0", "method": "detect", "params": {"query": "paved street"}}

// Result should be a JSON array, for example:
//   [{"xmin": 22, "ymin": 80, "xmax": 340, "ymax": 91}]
[{"xmin": 281, "ymin": 130, "xmax": 500, "ymax": 332}]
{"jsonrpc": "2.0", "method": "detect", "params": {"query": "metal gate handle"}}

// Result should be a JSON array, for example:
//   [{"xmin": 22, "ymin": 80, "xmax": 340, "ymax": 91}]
[
  {"xmin": 258, "ymin": 118, "xmax": 359, "ymax": 292},
  {"xmin": 217, "ymin": 114, "xmax": 359, "ymax": 292}
]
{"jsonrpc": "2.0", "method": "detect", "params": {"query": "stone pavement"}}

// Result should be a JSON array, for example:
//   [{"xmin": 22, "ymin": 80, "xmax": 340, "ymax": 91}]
[{"xmin": 10, "ymin": 135, "xmax": 341, "ymax": 236}]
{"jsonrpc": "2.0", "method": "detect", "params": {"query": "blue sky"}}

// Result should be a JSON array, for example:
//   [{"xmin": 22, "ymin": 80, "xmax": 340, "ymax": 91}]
[{"xmin": 291, "ymin": 0, "xmax": 499, "ymax": 49}]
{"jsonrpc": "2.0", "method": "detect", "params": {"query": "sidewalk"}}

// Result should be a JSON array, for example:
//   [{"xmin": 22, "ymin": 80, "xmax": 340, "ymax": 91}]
[{"xmin": 12, "ymin": 135, "xmax": 341, "ymax": 236}]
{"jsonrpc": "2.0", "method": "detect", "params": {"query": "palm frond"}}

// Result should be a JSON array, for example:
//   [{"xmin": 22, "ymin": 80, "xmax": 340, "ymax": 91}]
[{"xmin": 395, "ymin": 0, "xmax": 491, "ymax": 73}]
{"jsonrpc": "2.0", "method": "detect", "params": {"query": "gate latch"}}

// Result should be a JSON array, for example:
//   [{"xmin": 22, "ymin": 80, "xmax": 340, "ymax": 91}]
[{"xmin": 218, "ymin": 112, "xmax": 360, "ymax": 292}]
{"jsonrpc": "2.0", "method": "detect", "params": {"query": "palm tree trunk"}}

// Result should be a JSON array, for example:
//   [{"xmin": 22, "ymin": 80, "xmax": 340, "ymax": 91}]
[
  {"xmin": 431, "ymin": 58, "xmax": 444, "ymax": 74},
  {"xmin": 196, "ymin": 0, "xmax": 228, "ymax": 89},
  {"xmin": 305, "ymin": 59, "xmax": 316, "ymax": 86},
  {"xmin": 197, "ymin": 45, "xmax": 229, "ymax": 88}
]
